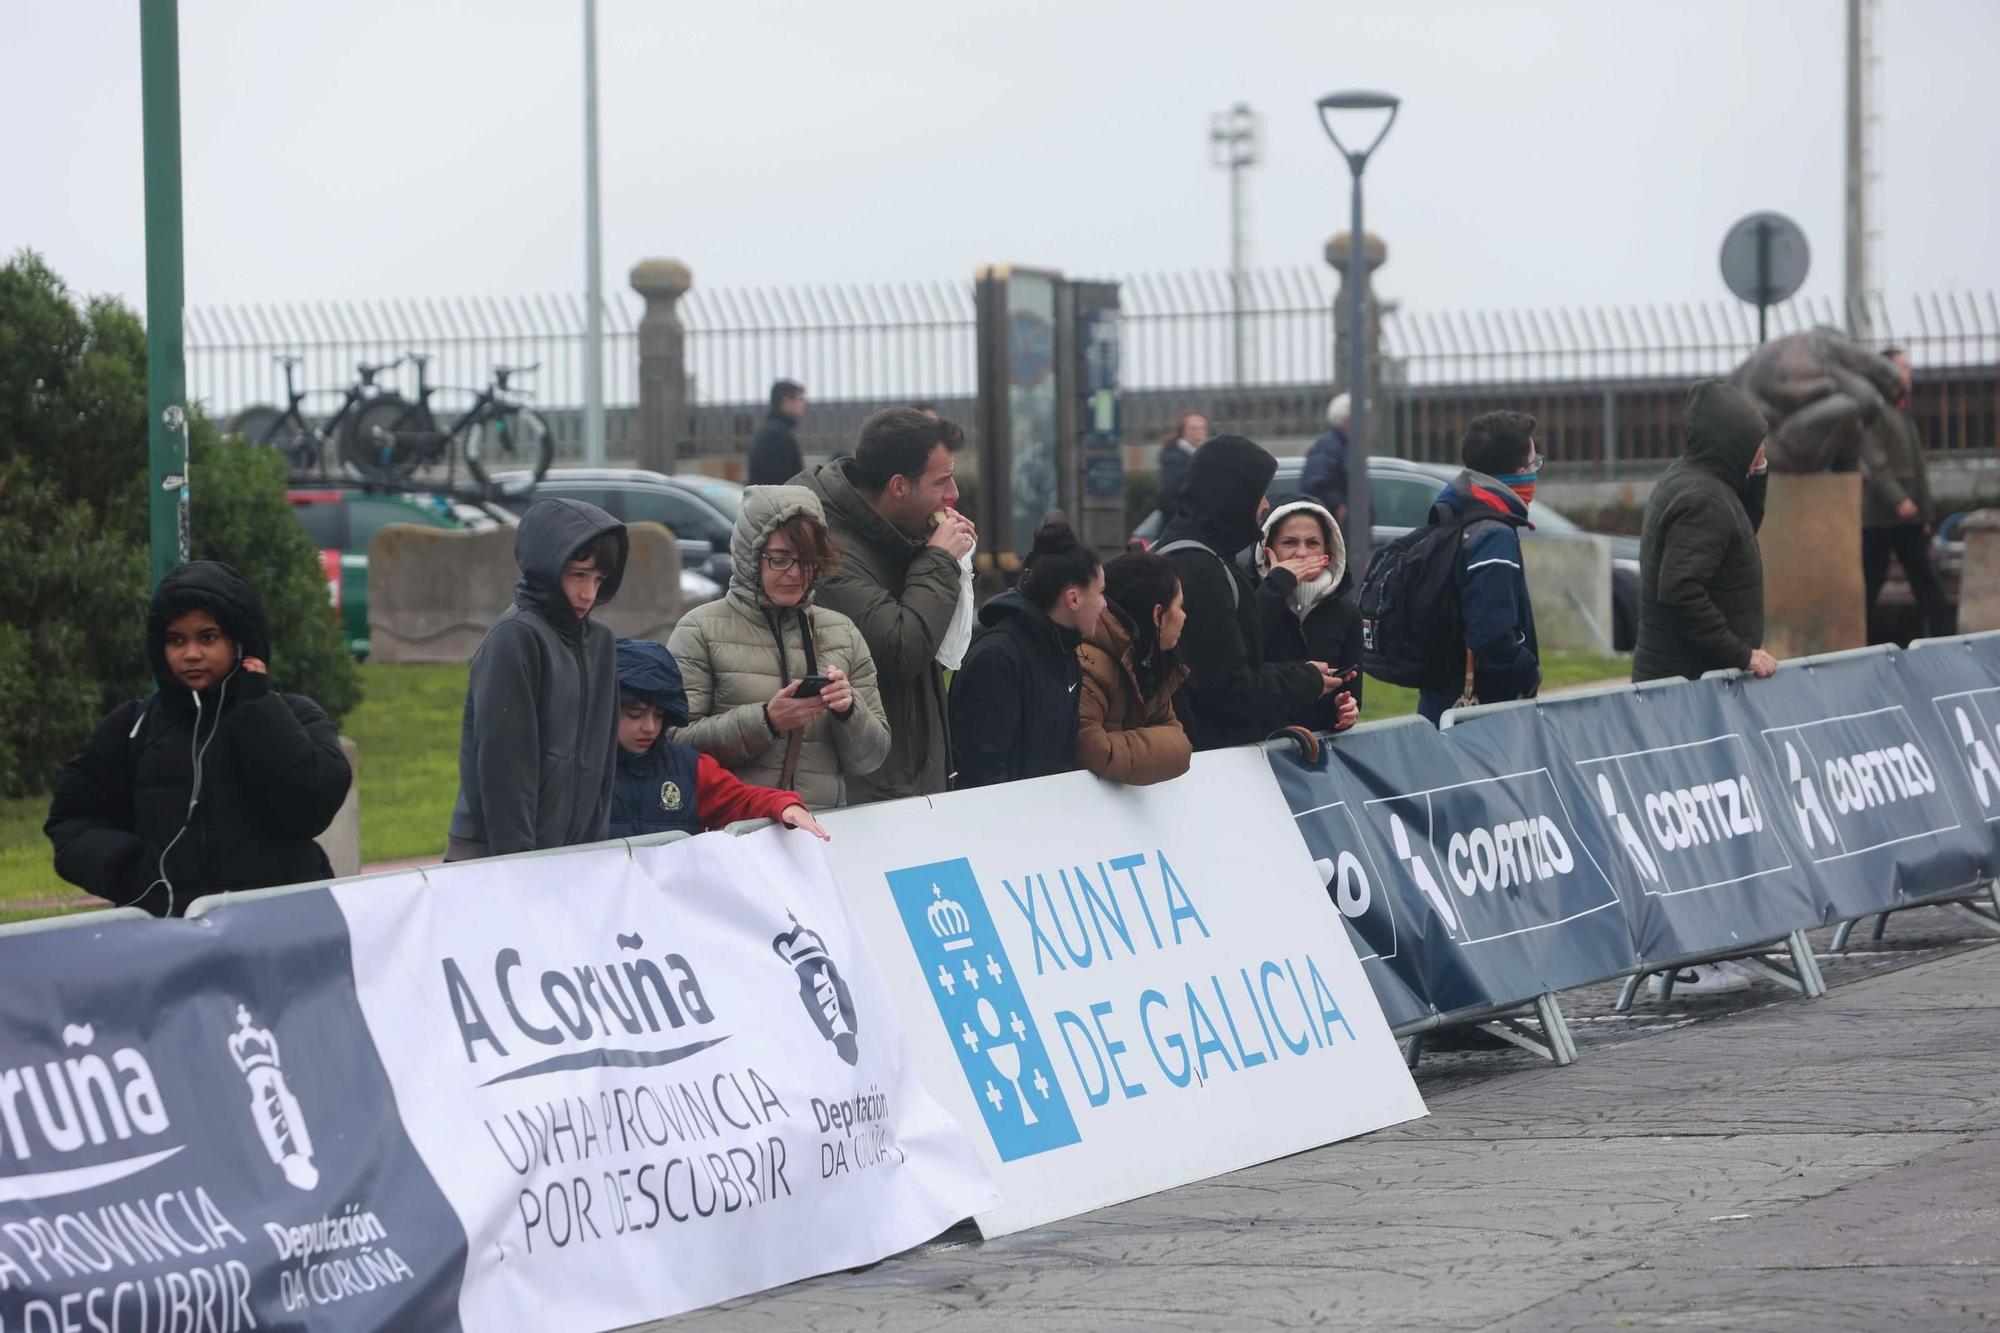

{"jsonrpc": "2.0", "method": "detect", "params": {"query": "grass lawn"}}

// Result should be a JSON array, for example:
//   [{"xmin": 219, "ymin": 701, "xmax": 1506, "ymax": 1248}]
[
  {"xmin": 2, "ymin": 652, "xmax": 1629, "ymax": 922},
  {"xmin": 0, "ymin": 797, "xmax": 87, "ymax": 922},
  {"xmin": 1356, "ymin": 650, "xmax": 1631, "ymax": 724},
  {"xmin": 343, "ymin": 662, "xmax": 468, "ymax": 864}
]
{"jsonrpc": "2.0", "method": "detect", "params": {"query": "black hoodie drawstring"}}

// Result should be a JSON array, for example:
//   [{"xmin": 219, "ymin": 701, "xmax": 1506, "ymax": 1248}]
[{"xmin": 763, "ymin": 607, "xmax": 820, "ymax": 686}]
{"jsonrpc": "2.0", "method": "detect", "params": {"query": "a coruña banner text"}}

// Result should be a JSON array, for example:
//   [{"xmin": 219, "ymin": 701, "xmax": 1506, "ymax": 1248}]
[{"xmin": 332, "ymin": 834, "xmax": 998, "ymax": 1328}]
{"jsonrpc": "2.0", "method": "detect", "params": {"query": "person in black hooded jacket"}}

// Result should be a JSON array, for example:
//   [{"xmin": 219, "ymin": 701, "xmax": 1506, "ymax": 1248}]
[
  {"xmin": 950, "ymin": 521, "xmax": 1105, "ymax": 788},
  {"xmin": 45, "ymin": 560, "xmax": 353, "ymax": 916},
  {"xmin": 1153, "ymin": 435, "xmax": 1337, "ymax": 750},
  {"xmin": 1633, "ymin": 380, "xmax": 1777, "ymax": 684},
  {"xmin": 448, "ymin": 497, "xmax": 629, "ymax": 859}
]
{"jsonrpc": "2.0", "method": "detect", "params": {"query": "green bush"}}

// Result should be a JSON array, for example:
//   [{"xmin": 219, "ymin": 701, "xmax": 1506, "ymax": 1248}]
[
  {"xmin": 0, "ymin": 250, "xmax": 359, "ymax": 796},
  {"xmin": 190, "ymin": 426, "xmax": 360, "ymax": 726},
  {"xmin": 0, "ymin": 467, "xmax": 149, "ymax": 795}
]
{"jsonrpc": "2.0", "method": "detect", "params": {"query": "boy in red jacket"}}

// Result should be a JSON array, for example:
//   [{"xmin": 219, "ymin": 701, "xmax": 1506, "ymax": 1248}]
[{"xmin": 610, "ymin": 638, "xmax": 828, "ymax": 840}]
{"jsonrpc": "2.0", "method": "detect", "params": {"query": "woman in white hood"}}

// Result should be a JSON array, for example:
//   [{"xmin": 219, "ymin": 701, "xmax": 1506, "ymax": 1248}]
[{"xmin": 1255, "ymin": 495, "xmax": 1362, "ymax": 735}]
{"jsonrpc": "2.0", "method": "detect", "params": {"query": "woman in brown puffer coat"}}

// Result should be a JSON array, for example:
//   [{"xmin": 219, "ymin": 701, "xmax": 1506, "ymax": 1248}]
[{"xmin": 1076, "ymin": 551, "xmax": 1193, "ymax": 786}]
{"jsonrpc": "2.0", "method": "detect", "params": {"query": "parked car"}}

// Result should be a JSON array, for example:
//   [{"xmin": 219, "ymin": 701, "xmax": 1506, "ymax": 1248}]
[
  {"xmin": 489, "ymin": 468, "xmax": 741, "ymax": 589},
  {"xmin": 287, "ymin": 484, "xmax": 723, "ymax": 660},
  {"xmin": 1130, "ymin": 457, "xmax": 1642, "ymax": 651},
  {"xmin": 288, "ymin": 488, "xmax": 462, "ymax": 658}
]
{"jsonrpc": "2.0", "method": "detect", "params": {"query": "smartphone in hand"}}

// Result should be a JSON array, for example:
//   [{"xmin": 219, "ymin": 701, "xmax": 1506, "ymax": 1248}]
[{"xmin": 793, "ymin": 675, "xmax": 832, "ymax": 698}]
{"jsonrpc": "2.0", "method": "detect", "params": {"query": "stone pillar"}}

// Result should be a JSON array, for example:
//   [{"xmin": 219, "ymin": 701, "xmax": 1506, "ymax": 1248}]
[
  {"xmin": 1323, "ymin": 230, "xmax": 1388, "ymax": 395},
  {"xmin": 1958, "ymin": 511, "xmax": 2000, "ymax": 634},
  {"xmin": 314, "ymin": 737, "xmax": 361, "ymax": 879},
  {"xmin": 1757, "ymin": 471, "xmax": 1866, "ymax": 658},
  {"xmin": 630, "ymin": 259, "xmax": 691, "ymax": 475}
]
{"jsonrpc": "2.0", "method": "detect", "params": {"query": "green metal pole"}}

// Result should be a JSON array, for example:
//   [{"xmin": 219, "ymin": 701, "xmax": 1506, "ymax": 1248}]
[{"xmin": 141, "ymin": 0, "xmax": 188, "ymax": 589}]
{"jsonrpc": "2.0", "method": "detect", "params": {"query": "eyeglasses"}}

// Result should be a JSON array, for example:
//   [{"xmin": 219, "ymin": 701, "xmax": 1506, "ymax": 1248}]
[
  {"xmin": 1521, "ymin": 449, "xmax": 1546, "ymax": 475},
  {"xmin": 761, "ymin": 551, "xmax": 816, "ymax": 573}
]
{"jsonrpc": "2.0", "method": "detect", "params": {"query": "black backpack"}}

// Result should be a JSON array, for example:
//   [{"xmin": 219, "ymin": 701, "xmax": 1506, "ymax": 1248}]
[{"xmin": 1358, "ymin": 505, "xmax": 1482, "ymax": 689}]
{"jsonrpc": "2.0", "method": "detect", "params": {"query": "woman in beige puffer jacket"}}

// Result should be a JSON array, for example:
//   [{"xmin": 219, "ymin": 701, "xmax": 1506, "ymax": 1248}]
[{"xmin": 667, "ymin": 485, "xmax": 892, "ymax": 808}]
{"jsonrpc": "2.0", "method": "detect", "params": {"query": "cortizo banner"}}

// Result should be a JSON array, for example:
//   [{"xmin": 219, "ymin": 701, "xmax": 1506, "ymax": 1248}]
[
  {"xmin": 1271, "ymin": 634, "xmax": 2000, "ymax": 1025},
  {"xmin": 0, "ymin": 834, "xmax": 996, "ymax": 1332}
]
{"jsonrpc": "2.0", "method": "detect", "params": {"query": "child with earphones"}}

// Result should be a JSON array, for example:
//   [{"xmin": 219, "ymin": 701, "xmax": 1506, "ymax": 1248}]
[{"xmin": 45, "ymin": 560, "xmax": 352, "ymax": 917}]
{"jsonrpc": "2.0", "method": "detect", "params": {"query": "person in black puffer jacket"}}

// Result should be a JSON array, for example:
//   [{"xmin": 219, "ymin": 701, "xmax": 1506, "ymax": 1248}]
[
  {"xmin": 950, "ymin": 521, "xmax": 1105, "ymax": 788},
  {"xmin": 1255, "ymin": 496, "xmax": 1362, "ymax": 736},
  {"xmin": 1154, "ymin": 434, "xmax": 1334, "ymax": 750},
  {"xmin": 1633, "ymin": 380, "xmax": 1775, "ymax": 683},
  {"xmin": 45, "ymin": 560, "xmax": 353, "ymax": 916}
]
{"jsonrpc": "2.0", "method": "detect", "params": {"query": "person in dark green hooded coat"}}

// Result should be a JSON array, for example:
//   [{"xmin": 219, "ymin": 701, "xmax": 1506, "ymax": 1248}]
[{"xmin": 1633, "ymin": 380, "xmax": 1779, "ymax": 684}]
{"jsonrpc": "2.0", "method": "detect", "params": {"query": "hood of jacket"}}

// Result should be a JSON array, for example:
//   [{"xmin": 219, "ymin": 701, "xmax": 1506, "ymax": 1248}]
[
  {"xmin": 976, "ymin": 587, "xmax": 1082, "ymax": 654},
  {"xmin": 1681, "ymin": 379, "xmax": 1769, "ymax": 487},
  {"xmin": 1256, "ymin": 496, "xmax": 1348, "ymax": 585},
  {"xmin": 1155, "ymin": 434, "xmax": 1278, "ymax": 555},
  {"xmin": 729, "ymin": 484, "xmax": 831, "ymax": 613},
  {"xmin": 614, "ymin": 637, "xmax": 690, "ymax": 733},
  {"xmin": 1435, "ymin": 469, "xmax": 1534, "ymax": 527},
  {"xmin": 514, "ymin": 498, "xmax": 627, "ymax": 639},
  {"xmin": 146, "ymin": 560, "xmax": 272, "ymax": 696}
]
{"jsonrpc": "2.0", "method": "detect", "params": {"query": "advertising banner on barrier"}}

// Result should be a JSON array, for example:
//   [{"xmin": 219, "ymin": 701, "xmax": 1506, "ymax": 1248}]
[
  {"xmin": 0, "ymin": 892, "xmax": 469, "ymax": 1332},
  {"xmin": 1270, "ymin": 717, "xmax": 1640, "ymax": 1024},
  {"xmin": 332, "ymin": 835, "xmax": 998, "ymax": 1329},
  {"xmin": 1266, "ymin": 635, "xmax": 2000, "ymax": 1025},
  {"xmin": 822, "ymin": 748, "xmax": 1426, "ymax": 1237}
]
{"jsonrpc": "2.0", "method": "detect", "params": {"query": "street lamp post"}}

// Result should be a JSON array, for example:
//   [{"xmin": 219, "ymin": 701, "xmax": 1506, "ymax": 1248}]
[
  {"xmin": 1315, "ymin": 89, "xmax": 1399, "ymax": 578},
  {"xmin": 582, "ymin": 0, "xmax": 606, "ymax": 466}
]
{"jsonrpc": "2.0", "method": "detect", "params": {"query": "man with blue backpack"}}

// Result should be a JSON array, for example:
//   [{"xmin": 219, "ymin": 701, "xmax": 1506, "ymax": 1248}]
[{"xmin": 1358, "ymin": 411, "xmax": 1542, "ymax": 725}]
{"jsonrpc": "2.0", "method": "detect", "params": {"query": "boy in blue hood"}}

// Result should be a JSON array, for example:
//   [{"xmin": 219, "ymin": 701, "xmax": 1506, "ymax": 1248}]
[{"xmin": 611, "ymin": 639, "xmax": 828, "ymax": 840}]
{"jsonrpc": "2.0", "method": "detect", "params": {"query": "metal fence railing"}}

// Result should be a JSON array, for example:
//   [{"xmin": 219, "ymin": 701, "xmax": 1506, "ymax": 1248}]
[{"xmin": 185, "ymin": 276, "xmax": 1999, "ymax": 474}]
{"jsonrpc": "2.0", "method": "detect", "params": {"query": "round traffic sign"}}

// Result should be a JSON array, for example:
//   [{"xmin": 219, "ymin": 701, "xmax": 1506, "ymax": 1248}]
[{"xmin": 1719, "ymin": 212, "xmax": 1810, "ymax": 307}]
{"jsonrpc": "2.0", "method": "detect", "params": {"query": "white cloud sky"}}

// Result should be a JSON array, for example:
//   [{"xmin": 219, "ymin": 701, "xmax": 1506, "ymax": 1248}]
[{"xmin": 6, "ymin": 0, "xmax": 1995, "ymax": 321}]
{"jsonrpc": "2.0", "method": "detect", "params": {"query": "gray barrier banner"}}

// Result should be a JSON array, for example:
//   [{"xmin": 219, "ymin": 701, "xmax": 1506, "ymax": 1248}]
[
  {"xmin": 1269, "ymin": 634, "xmax": 2000, "ymax": 1026},
  {"xmin": 0, "ymin": 890, "xmax": 469, "ymax": 1332}
]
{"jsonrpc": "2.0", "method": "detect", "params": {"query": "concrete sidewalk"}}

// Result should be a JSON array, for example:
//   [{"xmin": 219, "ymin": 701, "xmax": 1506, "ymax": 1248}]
[{"xmin": 664, "ymin": 923, "xmax": 2000, "ymax": 1331}]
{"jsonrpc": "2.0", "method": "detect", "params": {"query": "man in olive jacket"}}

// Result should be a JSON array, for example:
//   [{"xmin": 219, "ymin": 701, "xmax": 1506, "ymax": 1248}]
[
  {"xmin": 1633, "ymin": 381, "xmax": 1780, "ymax": 684},
  {"xmin": 800, "ymin": 407, "xmax": 975, "ymax": 802},
  {"xmin": 1862, "ymin": 347, "xmax": 1950, "ymax": 640}
]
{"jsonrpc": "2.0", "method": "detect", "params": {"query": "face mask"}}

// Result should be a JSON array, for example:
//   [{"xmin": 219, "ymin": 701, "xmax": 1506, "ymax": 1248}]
[{"xmin": 1495, "ymin": 473, "xmax": 1537, "ymax": 507}]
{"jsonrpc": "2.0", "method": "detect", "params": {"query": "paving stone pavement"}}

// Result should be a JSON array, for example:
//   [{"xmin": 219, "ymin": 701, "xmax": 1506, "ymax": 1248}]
[{"xmin": 643, "ymin": 911, "xmax": 2000, "ymax": 1332}]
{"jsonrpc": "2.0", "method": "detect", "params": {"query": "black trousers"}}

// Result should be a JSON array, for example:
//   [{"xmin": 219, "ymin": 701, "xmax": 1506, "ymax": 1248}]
[{"xmin": 1862, "ymin": 524, "xmax": 1952, "ymax": 639}]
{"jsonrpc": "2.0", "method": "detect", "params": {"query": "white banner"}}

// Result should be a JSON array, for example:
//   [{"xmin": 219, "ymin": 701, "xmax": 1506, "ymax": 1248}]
[
  {"xmin": 822, "ymin": 748, "xmax": 1427, "ymax": 1236},
  {"xmin": 333, "ymin": 834, "xmax": 997, "ymax": 1330}
]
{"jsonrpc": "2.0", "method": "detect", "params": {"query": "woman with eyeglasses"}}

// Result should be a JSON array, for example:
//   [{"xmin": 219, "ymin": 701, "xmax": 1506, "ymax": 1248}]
[{"xmin": 665, "ymin": 485, "xmax": 891, "ymax": 809}]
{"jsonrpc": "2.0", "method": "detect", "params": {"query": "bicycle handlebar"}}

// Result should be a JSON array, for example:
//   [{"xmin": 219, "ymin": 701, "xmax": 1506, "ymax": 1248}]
[{"xmin": 493, "ymin": 363, "xmax": 540, "ymax": 391}]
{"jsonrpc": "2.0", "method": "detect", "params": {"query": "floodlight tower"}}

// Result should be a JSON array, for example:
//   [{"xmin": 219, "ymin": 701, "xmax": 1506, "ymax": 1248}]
[{"xmin": 1210, "ymin": 103, "xmax": 1262, "ymax": 386}]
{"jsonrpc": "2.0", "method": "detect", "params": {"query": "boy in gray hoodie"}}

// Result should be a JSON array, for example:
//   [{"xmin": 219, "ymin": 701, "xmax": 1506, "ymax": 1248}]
[{"xmin": 446, "ymin": 498, "xmax": 628, "ymax": 859}]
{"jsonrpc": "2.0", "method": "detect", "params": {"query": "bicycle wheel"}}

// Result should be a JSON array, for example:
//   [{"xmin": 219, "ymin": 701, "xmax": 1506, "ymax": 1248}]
[
  {"xmin": 343, "ymin": 394, "xmax": 437, "ymax": 484},
  {"xmin": 226, "ymin": 405, "xmax": 320, "ymax": 477},
  {"xmin": 225, "ymin": 405, "xmax": 283, "ymax": 442},
  {"xmin": 465, "ymin": 406, "xmax": 554, "ymax": 488}
]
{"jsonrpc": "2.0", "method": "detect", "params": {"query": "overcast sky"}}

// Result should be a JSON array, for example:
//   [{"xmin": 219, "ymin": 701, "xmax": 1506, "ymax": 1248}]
[{"xmin": 7, "ymin": 0, "xmax": 1996, "ymax": 321}]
